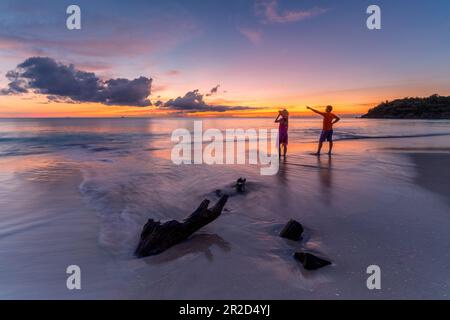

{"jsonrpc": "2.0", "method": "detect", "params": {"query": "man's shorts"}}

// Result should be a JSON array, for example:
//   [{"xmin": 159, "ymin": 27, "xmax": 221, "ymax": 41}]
[{"xmin": 319, "ymin": 130, "xmax": 333, "ymax": 142}]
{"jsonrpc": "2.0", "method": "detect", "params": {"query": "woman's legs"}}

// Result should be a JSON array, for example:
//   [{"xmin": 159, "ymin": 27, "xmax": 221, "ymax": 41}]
[{"xmin": 283, "ymin": 144, "xmax": 287, "ymax": 157}]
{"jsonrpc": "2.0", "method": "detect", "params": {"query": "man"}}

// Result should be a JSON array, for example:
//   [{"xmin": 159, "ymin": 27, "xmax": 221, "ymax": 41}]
[{"xmin": 307, "ymin": 105, "xmax": 340, "ymax": 156}]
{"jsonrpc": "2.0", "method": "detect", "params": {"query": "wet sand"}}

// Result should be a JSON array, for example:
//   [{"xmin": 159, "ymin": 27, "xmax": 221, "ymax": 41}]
[
  {"xmin": 0, "ymin": 118, "xmax": 449, "ymax": 299},
  {"xmin": 409, "ymin": 153, "xmax": 450, "ymax": 200}
]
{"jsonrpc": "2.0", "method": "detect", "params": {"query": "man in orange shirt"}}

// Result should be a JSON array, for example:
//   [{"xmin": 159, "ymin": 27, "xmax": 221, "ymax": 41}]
[{"xmin": 307, "ymin": 105, "xmax": 341, "ymax": 156}]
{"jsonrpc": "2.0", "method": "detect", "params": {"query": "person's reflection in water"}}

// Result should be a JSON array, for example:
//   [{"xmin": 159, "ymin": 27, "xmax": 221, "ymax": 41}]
[
  {"xmin": 274, "ymin": 157, "xmax": 293, "ymax": 217},
  {"xmin": 317, "ymin": 155, "xmax": 334, "ymax": 205},
  {"xmin": 277, "ymin": 157, "xmax": 289, "ymax": 186}
]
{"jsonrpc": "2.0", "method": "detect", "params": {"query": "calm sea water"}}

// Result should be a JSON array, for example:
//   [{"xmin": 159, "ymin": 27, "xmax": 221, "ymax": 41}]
[
  {"xmin": 0, "ymin": 118, "xmax": 449, "ymax": 299},
  {"xmin": 1, "ymin": 118, "xmax": 450, "ymax": 157}
]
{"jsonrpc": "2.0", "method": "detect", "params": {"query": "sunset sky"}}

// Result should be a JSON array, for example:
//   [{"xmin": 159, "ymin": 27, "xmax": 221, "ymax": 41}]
[{"xmin": 0, "ymin": 0, "xmax": 449, "ymax": 117}]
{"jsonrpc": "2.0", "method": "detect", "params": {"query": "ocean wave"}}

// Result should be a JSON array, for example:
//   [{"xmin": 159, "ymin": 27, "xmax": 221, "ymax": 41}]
[
  {"xmin": 0, "ymin": 132, "xmax": 164, "ymax": 158},
  {"xmin": 0, "ymin": 149, "xmax": 50, "ymax": 158}
]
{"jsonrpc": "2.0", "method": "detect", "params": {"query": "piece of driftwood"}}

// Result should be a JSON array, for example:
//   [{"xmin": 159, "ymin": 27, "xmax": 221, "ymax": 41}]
[
  {"xmin": 294, "ymin": 252, "xmax": 331, "ymax": 270},
  {"xmin": 280, "ymin": 219, "xmax": 304, "ymax": 241},
  {"xmin": 236, "ymin": 178, "xmax": 247, "ymax": 193},
  {"xmin": 214, "ymin": 178, "xmax": 248, "ymax": 198},
  {"xmin": 135, "ymin": 195, "xmax": 229, "ymax": 258}
]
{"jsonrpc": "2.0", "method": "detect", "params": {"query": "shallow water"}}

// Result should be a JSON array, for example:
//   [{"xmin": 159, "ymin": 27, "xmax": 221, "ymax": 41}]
[{"xmin": 0, "ymin": 118, "xmax": 449, "ymax": 299}]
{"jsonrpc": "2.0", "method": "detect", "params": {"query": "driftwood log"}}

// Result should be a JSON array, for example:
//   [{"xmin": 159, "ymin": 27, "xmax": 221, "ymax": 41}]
[
  {"xmin": 236, "ymin": 178, "xmax": 247, "ymax": 193},
  {"xmin": 215, "ymin": 178, "xmax": 248, "ymax": 198},
  {"xmin": 135, "ymin": 195, "xmax": 229, "ymax": 258}
]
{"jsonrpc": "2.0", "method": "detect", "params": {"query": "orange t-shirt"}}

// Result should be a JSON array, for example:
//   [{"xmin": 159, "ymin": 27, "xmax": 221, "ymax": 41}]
[{"xmin": 321, "ymin": 112, "xmax": 338, "ymax": 131}]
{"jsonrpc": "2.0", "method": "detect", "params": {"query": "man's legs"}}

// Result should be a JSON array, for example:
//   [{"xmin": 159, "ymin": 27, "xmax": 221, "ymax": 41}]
[
  {"xmin": 315, "ymin": 131, "xmax": 326, "ymax": 155},
  {"xmin": 316, "ymin": 141, "xmax": 323, "ymax": 155},
  {"xmin": 327, "ymin": 130, "xmax": 334, "ymax": 155}
]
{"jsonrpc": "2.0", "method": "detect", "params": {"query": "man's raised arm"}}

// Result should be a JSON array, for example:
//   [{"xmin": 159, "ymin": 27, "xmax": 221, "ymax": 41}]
[{"xmin": 306, "ymin": 106, "xmax": 324, "ymax": 116}]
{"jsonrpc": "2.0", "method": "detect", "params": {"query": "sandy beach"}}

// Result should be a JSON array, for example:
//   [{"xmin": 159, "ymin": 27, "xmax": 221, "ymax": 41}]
[{"xmin": 0, "ymin": 118, "xmax": 449, "ymax": 299}]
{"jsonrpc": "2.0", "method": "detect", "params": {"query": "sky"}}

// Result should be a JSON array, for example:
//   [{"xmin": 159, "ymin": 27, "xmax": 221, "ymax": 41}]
[{"xmin": 0, "ymin": 0, "xmax": 449, "ymax": 117}]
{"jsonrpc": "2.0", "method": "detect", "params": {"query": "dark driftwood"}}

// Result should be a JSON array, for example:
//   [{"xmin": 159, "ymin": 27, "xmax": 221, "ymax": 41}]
[
  {"xmin": 280, "ymin": 220, "xmax": 304, "ymax": 241},
  {"xmin": 294, "ymin": 252, "xmax": 331, "ymax": 270},
  {"xmin": 135, "ymin": 195, "xmax": 229, "ymax": 258},
  {"xmin": 236, "ymin": 178, "xmax": 247, "ymax": 193}
]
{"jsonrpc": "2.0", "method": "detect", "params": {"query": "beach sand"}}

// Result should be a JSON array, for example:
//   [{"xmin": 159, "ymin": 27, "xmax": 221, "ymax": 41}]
[
  {"xmin": 409, "ymin": 153, "xmax": 450, "ymax": 199},
  {"xmin": 0, "ymin": 118, "xmax": 449, "ymax": 299}
]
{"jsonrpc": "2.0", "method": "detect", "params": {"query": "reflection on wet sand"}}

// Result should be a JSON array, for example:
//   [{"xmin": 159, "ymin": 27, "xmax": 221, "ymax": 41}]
[
  {"xmin": 277, "ymin": 157, "xmax": 288, "ymax": 185},
  {"xmin": 317, "ymin": 156, "xmax": 334, "ymax": 205},
  {"xmin": 408, "ymin": 153, "xmax": 450, "ymax": 200}
]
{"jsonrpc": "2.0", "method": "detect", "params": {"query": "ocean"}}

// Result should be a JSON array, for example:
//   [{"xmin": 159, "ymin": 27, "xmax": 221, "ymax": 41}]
[{"xmin": 0, "ymin": 117, "xmax": 449, "ymax": 299}]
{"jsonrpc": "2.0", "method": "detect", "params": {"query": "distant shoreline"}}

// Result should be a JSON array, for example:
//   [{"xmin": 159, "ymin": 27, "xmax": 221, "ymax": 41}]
[
  {"xmin": 359, "ymin": 116, "xmax": 450, "ymax": 120},
  {"xmin": 362, "ymin": 94, "xmax": 450, "ymax": 119}
]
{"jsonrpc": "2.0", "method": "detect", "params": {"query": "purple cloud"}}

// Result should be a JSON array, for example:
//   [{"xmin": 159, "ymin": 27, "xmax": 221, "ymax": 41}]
[
  {"xmin": 239, "ymin": 28, "xmax": 263, "ymax": 45},
  {"xmin": 1, "ymin": 57, "xmax": 152, "ymax": 107},
  {"xmin": 256, "ymin": 0, "xmax": 329, "ymax": 24},
  {"xmin": 162, "ymin": 89, "xmax": 253, "ymax": 113},
  {"xmin": 206, "ymin": 84, "xmax": 221, "ymax": 96}
]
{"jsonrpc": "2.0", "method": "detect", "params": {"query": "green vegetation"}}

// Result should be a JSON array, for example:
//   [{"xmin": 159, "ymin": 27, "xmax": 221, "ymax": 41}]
[{"xmin": 362, "ymin": 94, "xmax": 450, "ymax": 119}]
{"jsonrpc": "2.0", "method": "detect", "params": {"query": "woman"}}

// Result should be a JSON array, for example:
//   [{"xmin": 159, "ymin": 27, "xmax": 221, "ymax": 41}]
[{"xmin": 275, "ymin": 109, "xmax": 289, "ymax": 158}]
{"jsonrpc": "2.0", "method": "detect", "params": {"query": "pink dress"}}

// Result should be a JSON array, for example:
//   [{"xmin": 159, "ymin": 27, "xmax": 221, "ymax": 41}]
[{"xmin": 279, "ymin": 118, "xmax": 288, "ymax": 145}]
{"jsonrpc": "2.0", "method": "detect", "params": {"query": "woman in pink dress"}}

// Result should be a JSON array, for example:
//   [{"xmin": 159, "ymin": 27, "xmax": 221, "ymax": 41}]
[{"xmin": 275, "ymin": 109, "xmax": 289, "ymax": 158}]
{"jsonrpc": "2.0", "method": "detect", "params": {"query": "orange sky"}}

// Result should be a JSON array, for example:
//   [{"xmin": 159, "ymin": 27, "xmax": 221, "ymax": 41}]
[
  {"xmin": 1, "ymin": 1, "xmax": 450, "ymax": 118},
  {"xmin": 1, "ymin": 83, "xmax": 448, "ymax": 118}
]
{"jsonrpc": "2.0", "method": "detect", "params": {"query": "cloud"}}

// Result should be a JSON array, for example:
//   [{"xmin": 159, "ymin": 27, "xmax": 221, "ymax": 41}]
[
  {"xmin": 165, "ymin": 70, "xmax": 181, "ymax": 77},
  {"xmin": 238, "ymin": 28, "xmax": 263, "ymax": 45},
  {"xmin": 154, "ymin": 100, "xmax": 164, "ymax": 107},
  {"xmin": 206, "ymin": 84, "xmax": 221, "ymax": 96},
  {"xmin": 162, "ymin": 89, "xmax": 208, "ymax": 110},
  {"xmin": 257, "ymin": 0, "xmax": 328, "ymax": 24},
  {"xmin": 76, "ymin": 61, "xmax": 113, "ymax": 73},
  {"xmin": 1, "ymin": 57, "xmax": 152, "ymax": 106},
  {"xmin": 161, "ymin": 89, "xmax": 253, "ymax": 113},
  {"xmin": 0, "ymin": 2, "xmax": 200, "ymax": 62}
]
